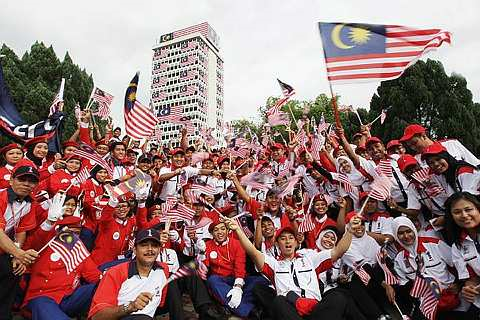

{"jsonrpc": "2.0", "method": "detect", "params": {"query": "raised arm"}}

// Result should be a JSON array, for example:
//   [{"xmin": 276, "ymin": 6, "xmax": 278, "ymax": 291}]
[
  {"xmin": 225, "ymin": 218, "xmax": 264, "ymax": 271},
  {"xmin": 226, "ymin": 171, "xmax": 250, "ymax": 203},
  {"xmin": 336, "ymin": 127, "xmax": 360, "ymax": 167}
]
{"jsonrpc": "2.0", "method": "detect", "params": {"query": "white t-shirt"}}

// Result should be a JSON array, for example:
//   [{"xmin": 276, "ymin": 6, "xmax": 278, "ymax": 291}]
[{"xmin": 159, "ymin": 166, "xmax": 200, "ymax": 200}]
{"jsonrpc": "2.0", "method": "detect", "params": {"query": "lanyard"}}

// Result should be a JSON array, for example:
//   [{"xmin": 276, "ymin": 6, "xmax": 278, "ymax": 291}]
[{"xmin": 290, "ymin": 262, "xmax": 306, "ymax": 298}]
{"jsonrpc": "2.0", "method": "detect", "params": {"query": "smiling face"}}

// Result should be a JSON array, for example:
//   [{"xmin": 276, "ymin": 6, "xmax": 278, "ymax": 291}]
[
  {"xmin": 112, "ymin": 145, "xmax": 126, "ymax": 160},
  {"xmin": 271, "ymin": 148, "xmax": 284, "ymax": 162},
  {"xmin": 338, "ymin": 158, "xmax": 352, "ymax": 174},
  {"xmin": 367, "ymin": 142, "xmax": 386, "ymax": 161},
  {"xmin": 10, "ymin": 176, "xmax": 38, "ymax": 198},
  {"xmin": 405, "ymin": 134, "xmax": 430, "ymax": 154},
  {"xmin": 276, "ymin": 231, "xmax": 298, "ymax": 258},
  {"xmin": 138, "ymin": 161, "xmax": 152, "ymax": 172},
  {"xmin": 261, "ymin": 219, "xmax": 275, "ymax": 239},
  {"xmin": 265, "ymin": 193, "xmax": 280, "ymax": 213},
  {"xmin": 313, "ymin": 199, "xmax": 328, "ymax": 216},
  {"xmin": 172, "ymin": 153, "xmax": 185, "ymax": 167},
  {"xmin": 63, "ymin": 198, "xmax": 77, "ymax": 216},
  {"xmin": 212, "ymin": 223, "xmax": 228, "ymax": 243},
  {"xmin": 66, "ymin": 159, "xmax": 82, "ymax": 173},
  {"xmin": 397, "ymin": 225, "xmax": 416, "ymax": 246},
  {"xmin": 451, "ymin": 198, "xmax": 480, "ymax": 230},
  {"xmin": 63, "ymin": 146, "xmax": 78, "ymax": 157},
  {"xmin": 115, "ymin": 202, "xmax": 130, "ymax": 220},
  {"xmin": 95, "ymin": 169, "xmax": 108, "ymax": 183},
  {"xmin": 95, "ymin": 144, "xmax": 110, "ymax": 156},
  {"xmin": 33, "ymin": 142, "xmax": 48, "ymax": 159},
  {"xmin": 426, "ymin": 156, "xmax": 449, "ymax": 175},
  {"xmin": 4, "ymin": 148, "xmax": 23, "ymax": 165},
  {"xmin": 320, "ymin": 231, "xmax": 337, "ymax": 250}
]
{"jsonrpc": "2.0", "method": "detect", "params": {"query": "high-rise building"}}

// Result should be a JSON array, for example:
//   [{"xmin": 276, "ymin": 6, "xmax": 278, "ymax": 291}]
[{"xmin": 151, "ymin": 22, "xmax": 224, "ymax": 147}]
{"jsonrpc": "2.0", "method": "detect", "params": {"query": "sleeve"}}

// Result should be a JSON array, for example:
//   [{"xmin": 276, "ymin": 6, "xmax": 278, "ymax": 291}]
[
  {"xmin": 246, "ymin": 199, "xmax": 261, "ymax": 220},
  {"xmin": 88, "ymin": 267, "xmax": 123, "ymax": 318},
  {"xmin": 0, "ymin": 198, "xmax": 7, "ymax": 230},
  {"xmin": 79, "ymin": 123, "xmax": 93, "ymax": 146},
  {"xmin": 233, "ymin": 240, "xmax": 246, "ymax": 279},
  {"xmin": 436, "ymin": 240, "xmax": 454, "ymax": 267},
  {"xmin": 261, "ymin": 253, "xmax": 277, "ymax": 282},
  {"xmin": 451, "ymin": 243, "xmax": 470, "ymax": 280},
  {"xmin": 185, "ymin": 166, "xmax": 200, "ymax": 178},
  {"xmin": 406, "ymin": 184, "xmax": 422, "ymax": 210},
  {"xmin": 457, "ymin": 168, "xmax": 480, "ymax": 195},
  {"xmin": 394, "ymin": 254, "xmax": 410, "ymax": 286},
  {"xmin": 319, "ymin": 152, "xmax": 336, "ymax": 173},
  {"xmin": 380, "ymin": 217, "xmax": 394, "ymax": 236},
  {"xmin": 168, "ymin": 249, "xmax": 180, "ymax": 273},
  {"xmin": 358, "ymin": 157, "xmax": 377, "ymax": 176},
  {"xmin": 450, "ymin": 140, "xmax": 480, "ymax": 166},
  {"xmin": 80, "ymin": 256, "xmax": 102, "ymax": 283},
  {"xmin": 308, "ymin": 249, "xmax": 333, "ymax": 270}
]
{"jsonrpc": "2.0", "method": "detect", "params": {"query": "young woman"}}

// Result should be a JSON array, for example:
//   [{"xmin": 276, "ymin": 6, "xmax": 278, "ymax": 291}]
[
  {"xmin": 35, "ymin": 154, "xmax": 83, "ymax": 197},
  {"xmin": 0, "ymin": 143, "xmax": 24, "ymax": 189},
  {"xmin": 24, "ymin": 136, "xmax": 55, "ymax": 181},
  {"xmin": 445, "ymin": 192, "xmax": 480, "ymax": 316},
  {"xmin": 304, "ymin": 194, "xmax": 338, "ymax": 249}
]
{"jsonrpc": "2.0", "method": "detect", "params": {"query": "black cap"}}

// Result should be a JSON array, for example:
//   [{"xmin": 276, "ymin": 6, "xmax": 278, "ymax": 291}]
[
  {"xmin": 138, "ymin": 154, "xmax": 152, "ymax": 163},
  {"xmin": 12, "ymin": 166, "xmax": 39, "ymax": 181},
  {"xmin": 135, "ymin": 228, "xmax": 161, "ymax": 245}
]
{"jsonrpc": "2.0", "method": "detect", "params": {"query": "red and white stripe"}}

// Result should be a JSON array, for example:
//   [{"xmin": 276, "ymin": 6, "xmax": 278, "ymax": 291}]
[
  {"xmin": 353, "ymin": 263, "xmax": 371, "ymax": 286},
  {"xmin": 376, "ymin": 159, "xmax": 393, "ymax": 178},
  {"xmin": 76, "ymin": 149, "xmax": 113, "ymax": 176},
  {"xmin": 368, "ymin": 175, "xmax": 393, "ymax": 201},
  {"xmin": 180, "ymin": 55, "xmax": 196, "ymax": 66},
  {"xmin": 324, "ymin": 25, "xmax": 451, "ymax": 83},
  {"xmin": 49, "ymin": 78, "xmax": 65, "ymax": 116},
  {"xmin": 173, "ymin": 22, "xmax": 209, "ymax": 39},
  {"xmin": 190, "ymin": 184, "xmax": 217, "ymax": 195},
  {"xmin": 179, "ymin": 85, "xmax": 196, "ymax": 96},
  {"xmin": 49, "ymin": 235, "xmax": 90, "ymax": 274},
  {"xmin": 72, "ymin": 167, "xmax": 90, "ymax": 185},
  {"xmin": 376, "ymin": 250, "xmax": 398, "ymax": 285},
  {"xmin": 410, "ymin": 276, "xmax": 438, "ymax": 320},
  {"xmin": 298, "ymin": 213, "xmax": 315, "ymax": 233},
  {"xmin": 125, "ymin": 100, "xmax": 157, "ymax": 140}
]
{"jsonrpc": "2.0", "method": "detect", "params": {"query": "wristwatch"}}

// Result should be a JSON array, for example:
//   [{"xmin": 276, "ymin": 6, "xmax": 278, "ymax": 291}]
[{"xmin": 122, "ymin": 303, "xmax": 131, "ymax": 314}]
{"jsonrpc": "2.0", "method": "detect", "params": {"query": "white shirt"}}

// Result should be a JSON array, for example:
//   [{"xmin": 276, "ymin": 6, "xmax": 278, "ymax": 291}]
[
  {"xmin": 415, "ymin": 139, "xmax": 480, "ymax": 167},
  {"xmin": 159, "ymin": 166, "xmax": 200, "ymax": 200},
  {"xmin": 452, "ymin": 234, "xmax": 480, "ymax": 308},
  {"xmin": 156, "ymin": 248, "xmax": 180, "ymax": 273},
  {"xmin": 182, "ymin": 223, "xmax": 212, "ymax": 256},
  {"xmin": 262, "ymin": 249, "xmax": 332, "ymax": 301}
]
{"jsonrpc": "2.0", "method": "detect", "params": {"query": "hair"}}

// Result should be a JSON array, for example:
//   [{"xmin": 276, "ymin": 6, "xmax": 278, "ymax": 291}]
[
  {"xmin": 109, "ymin": 141, "xmax": 126, "ymax": 152},
  {"xmin": 444, "ymin": 192, "xmax": 480, "ymax": 245}
]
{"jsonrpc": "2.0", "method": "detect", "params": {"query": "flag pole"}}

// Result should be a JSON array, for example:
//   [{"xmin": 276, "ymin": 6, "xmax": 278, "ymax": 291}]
[
  {"xmin": 327, "ymin": 82, "xmax": 342, "ymax": 129},
  {"xmin": 358, "ymin": 195, "xmax": 370, "ymax": 216},
  {"xmin": 367, "ymin": 106, "xmax": 393, "ymax": 127},
  {"xmin": 85, "ymin": 87, "xmax": 96, "ymax": 110}
]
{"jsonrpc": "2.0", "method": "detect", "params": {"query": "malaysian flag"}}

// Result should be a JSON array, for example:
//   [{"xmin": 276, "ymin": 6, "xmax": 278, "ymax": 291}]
[
  {"xmin": 180, "ymin": 55, "xmax": 196, "ymax": 66},
  {"xmin": 173, "ymin": 22, "xmax": 209, "ymax": 39},
  {"xmin": 71, "ymin": 167, "xmax": 90, "ymax": 186},
  {"xmin": 376, "ymin": 159, "xmax": 393, "ymax": 178},
  {"xmin": 124, "ymin": 73, "xmax": 158, "ymax": 140},
  {"xmin": 310, "ymin": 134, "xmax": 323, "ymax": 161},
  {"xmin": 76, "ymin": 144, "xmax": 114, "ymax": 176},
  {"xmin": 200, "ymin": 127, "xmax": 218, "ymax": 146},
  {"xmin": 277, "ymin": 174, "xmax": 302, "ymax": 198},
  {"xmin": 298, "ymin": 212, "xmax": 316, "ymax": 233},
  {"xmin": 48, "ymin": 78, "xmax": 65, "ymax": 116},
  {"xmin": 161, "ymin": 196, "xmax": 178, "ymax": 214},
  {"xmin": 181, "ymin": 40, "xmax": 196, "ymax": 51},
  {"xmin": 267, "ymin": 111, "xmax": 290, "ymax": 127},
  {"xmin": 151, "ymin": 76, "xmax": 167, "ymax": 89},
  {"xmin": 410, "ymin": 275, "xmax": 440, "ymax": 320},
  {"xmin": 411, "ymin": 168, "xmax": 444, "ymax": 197},
  {"xmin": 179, "ymin": 84, "xmax": 196, "ymax": 96},
  {"xmin": 91, "ymin": 87, "xmax": 114, "ymax": 120},
  {"xmin": 317, "ymin": 113, "xmax": 328, "ymax": 133},
  {"xmin": 190, "ymin": 183, "xmax": 217, "ymax": 195},
  {"xmin": 229, "ymin": 148, "xmax": 249, "ymax": 159},
  {"xmin": 411, "ymin": 167, "xmax": 430, "ymax": 184},
  {"xmin": 240, "ymin": 172, "xmax": 272, "ymax": 191},
  {"xmin": 318, "ymin": 23, "xmax": 451, "ymax": 83},
  {"xmin": 369, "ymin": 175, "xmax": 393, "ymax": 201},
  {"xmin": 233, "ymin": 213, "xmax": 254, "ymax": 238},
  {"xmin": 166, "ymin": 203, "xmax": 195, "ymax": 222},
  {"xmin": 376, "ymin": 247, "xmax": 398, "ymax": 285},
  {"xmin": 48, "ymin": 229, "xmax": 90, "ymax": 274},
  {"xmin": 332, "ymin": 173, "xmax": 354, "ymax": 193},
  {"xmin": 180, "ymin": 70, "xmax": 196, "ymax": 82},
  {"xmin": 353, "ymin": 262, "xmax": 371, "ymax": 286},
  {"xmin": 266, "ymin": 96, "xmax": 289, "ymax": 117},
  {"xmin": 277, "ymin": 79, "xmax": 295, "ymax": 98}
]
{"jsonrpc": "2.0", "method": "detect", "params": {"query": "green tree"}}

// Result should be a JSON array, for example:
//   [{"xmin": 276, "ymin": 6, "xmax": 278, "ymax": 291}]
[
  {"xmin": 1, "ymin": 42, "xmax": 94, "ymax": 142},
  {"xmin": 368, "ymin": 59, "xmax": 480, "ymax": 154}
]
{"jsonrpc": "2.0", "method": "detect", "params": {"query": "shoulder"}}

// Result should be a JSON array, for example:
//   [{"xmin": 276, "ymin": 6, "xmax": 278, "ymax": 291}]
[
  {"xmin": 370, "ymin": 211, "xmax": 391, "ymax": 221},
  {"xmin": 457, "ymin": 166, "xmax": 475, "ymax": 175},
  {"xmin": 418, "ymin": 236, "xmax": 440, "ymax": 245}
]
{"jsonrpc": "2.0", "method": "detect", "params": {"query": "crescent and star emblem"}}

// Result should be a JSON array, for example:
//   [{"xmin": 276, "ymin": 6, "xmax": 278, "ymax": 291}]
[{"xmin": 331, "ymin": 24, "xmax": 372, "ymax": 50}]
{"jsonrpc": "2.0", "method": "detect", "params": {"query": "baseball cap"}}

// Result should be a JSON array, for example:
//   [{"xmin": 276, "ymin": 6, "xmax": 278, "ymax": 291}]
[
  {"xmin": 270, "ymin": 143, "xmax": 284, "ymax": 150},
  {"xmin": 386, "ymin": 140, "xmax": 401, "ymax": 151},
  {"xmin": 365, "ymin": 136, "xmax": 382, "ymax": 148},
  {"xmin": 170, "ymin": 148, "xmax": 185, "ymax": 156},
  {"xmin": 12, "ymin": 160, "xmax": 39, "ymax": 181},
  {"xmin": 345, "ymin": 211, "xmax": 365, "ymax": 224},
  {"xmin": 135, "ymin": 228, "xmax": 161, "ymax": 245},
  {"xmin": 421, "ymin": 143, "xmax": 447, "ymax": 161},
  {"xmin": 138, "ymin": 154, "xmax": 152, "ymax": 163},
  {"xmin": 399, "ymin": 124, "xmax": 426, "ymax": 142},
  {"xmin": 397, "ymin": 154, "xmax": 418, "ymax": 172},
  {"xmin": 0, "ymin": 143, "xmax": 23, "ymax": 155},
  {"xmin": 274, "ymin": 226, "xmax": 297, "ymax": 241}
]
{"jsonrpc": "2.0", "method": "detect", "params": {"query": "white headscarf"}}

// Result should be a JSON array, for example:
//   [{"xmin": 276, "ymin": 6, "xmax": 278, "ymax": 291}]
[
  {"xmin": 335, "ymin": 156, "xmax": 367, "ymax": 187},
  {"xmin": 315, "ymin": 229, "xmax": 338, "ymax": 251},
  {"xmin": 392, "ymin": 216, "xmax": 418, "ymax": 258}
]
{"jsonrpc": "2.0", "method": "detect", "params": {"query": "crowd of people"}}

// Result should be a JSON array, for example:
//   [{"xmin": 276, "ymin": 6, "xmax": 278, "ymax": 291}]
[{"xmin": 1, "ymin": 109, "xmax": 480, "ymax": 320}]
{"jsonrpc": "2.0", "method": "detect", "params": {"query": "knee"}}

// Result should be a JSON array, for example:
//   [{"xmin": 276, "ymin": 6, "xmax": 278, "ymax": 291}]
[{"xmin": 206, "ymin": 275, "xmax": 223, "ymax": 287}]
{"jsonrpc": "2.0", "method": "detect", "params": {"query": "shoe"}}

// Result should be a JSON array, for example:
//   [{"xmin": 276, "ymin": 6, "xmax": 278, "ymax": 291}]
[{"xmin": 199, "ymin": 304, "xmax": 226, "ymax": 320}]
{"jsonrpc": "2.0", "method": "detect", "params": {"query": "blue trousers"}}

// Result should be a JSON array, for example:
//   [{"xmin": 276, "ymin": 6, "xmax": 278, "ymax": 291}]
[
  {"xmin": 206, "ymin": 275, "xmax": 269, "ymax": 318},
  {"xmin": 27, "ymin": 283, "xmax": 96, "ymax": 320}
]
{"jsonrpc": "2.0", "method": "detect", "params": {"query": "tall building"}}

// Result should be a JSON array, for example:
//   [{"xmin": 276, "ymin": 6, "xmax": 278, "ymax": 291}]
[{"xmin": 151, "ymin": 22, "xmax": 224, "ymax": 147}]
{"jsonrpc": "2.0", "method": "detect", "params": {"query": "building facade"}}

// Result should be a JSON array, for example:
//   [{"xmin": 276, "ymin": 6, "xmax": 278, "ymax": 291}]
[{"xmin": 151, "ymin": 22, "xmax": 224, "ymax": 147}]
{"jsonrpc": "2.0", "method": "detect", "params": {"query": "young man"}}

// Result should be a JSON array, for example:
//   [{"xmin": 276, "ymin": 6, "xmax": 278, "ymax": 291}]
[
  {"xmin": 89, "ymin": 228, "xmax": 170, "ymax": 320},
  {"xmin": 399, "ymin": 124, "xmax": 480, "ymax": 166},
  {"xmin": 225, "ymin": 218, "xmax": 354, "ymax": 319}
]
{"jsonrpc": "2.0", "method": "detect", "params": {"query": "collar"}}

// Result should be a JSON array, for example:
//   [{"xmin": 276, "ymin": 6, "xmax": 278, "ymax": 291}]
[
  {"xmin": 115, "ymin": 217, "xmax": 128, "ymax": 226},
  {"xmin": 5, "ymin": 164, "xmax": 14, "ymax": 171},
  {"xmin": 127, "ymin": 259, "xmax": 159, "ymax": 278},
  {"xmin": 7, "ymin": 188, "xmax": 31, "ymax": 204},
  {"xmin": 214, "ymin": 237, "xmax": 229, "ymax": 247},
  {"xmin": 315, "ymin": 214, "xmax": 327, "ymax": 224},
  {"xmin": 278, "ymin": 251, "xmax": 301, "ymax": 261}
]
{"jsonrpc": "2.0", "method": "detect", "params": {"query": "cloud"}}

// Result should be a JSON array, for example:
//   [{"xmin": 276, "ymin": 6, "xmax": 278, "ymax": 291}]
[{"xmin": 1, "ymin": 0, "xmax": 479, "ymax": 129}]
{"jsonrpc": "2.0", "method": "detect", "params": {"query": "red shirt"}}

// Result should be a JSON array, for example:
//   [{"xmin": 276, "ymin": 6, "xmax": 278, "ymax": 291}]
[
  {"xmin": 0, "ymin": 164, "xmax": 13, "ymax": 189},
  {"xmin": 203, "ymin": 236, "xmax": 246, "ymax": 279},
  {"xmin": 23, "ymin": 246, "xmax": 100, "ymax": 304},
  {"xmin": 90, "ymin": 205, "xmax": 137, "ymax": 266},
  {"xmin": 82, "ymin": 178, "xmax": 107, "ymax": 231},
  {"xmin": 305, "ymin": 215, "xmax": 337, "ymax": 249},
  {"xmin": 36, "ymin": 169, "xmax": 81, "ymax": 197}
]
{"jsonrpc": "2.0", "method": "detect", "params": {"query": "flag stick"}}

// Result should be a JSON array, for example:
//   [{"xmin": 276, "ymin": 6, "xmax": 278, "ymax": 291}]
[
  {"xmin": 85, "ymin": 87, "xmax": 96, "ymax": 110},
  {"xmin": 353, "ymin": 109, "xmax": 363, "ymax": 126},
  {"xmin": 393, "ymin": 301, "xmax": 409, "ymax": 319},
  {"xmin": 358, "ymin": 195, "xmax": 370, "ymax": 216},
  {"xmin": 37, "ymin": 231, "xmax": 61, "ymax": 254},
  {"xmin": 327, "ymin": 82, "xmax": 342, "ymax": 129},
  {"xmin": 367, "ymin": 106, "xmax": 393, "ymax": 127},
  {"xmin": 287, "ymin": 104, "xmax": 298, "ymax": 130}
]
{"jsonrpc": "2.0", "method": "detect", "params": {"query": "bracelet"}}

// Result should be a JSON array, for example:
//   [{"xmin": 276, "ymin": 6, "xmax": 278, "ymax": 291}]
[{"xmin": 122, "ymin": 303, "xmax": 131, "ymax": 314}]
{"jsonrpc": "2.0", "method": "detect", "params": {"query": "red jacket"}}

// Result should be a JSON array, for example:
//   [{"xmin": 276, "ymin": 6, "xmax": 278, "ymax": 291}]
[
  {"xmin": 23, "ymin": 246, "xmax": 100, "ymax": 305},
  {"xmin": 36, "ymin": 169, "xmax": 81, "ymax": 197},
  {"xmin": 204, "ymin": 236, "xmax": 246, "ymax": 279},
  {"xmin": 305, "ymin": 216, "xmax": 337, "ymax": 249},
  {"xmin": 82, "ymin": 178, "xmax": 106, "ymax": 231},
  {"xmin": 90, "ymin": 205, "xmax": 137, "ymax": 266}
]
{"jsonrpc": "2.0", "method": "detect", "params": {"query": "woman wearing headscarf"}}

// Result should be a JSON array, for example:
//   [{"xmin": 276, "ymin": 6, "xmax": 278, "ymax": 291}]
[
  {"xmin": 392, "ymin": 216, "xmax": 466, "ymax": 319},
  {"xmin": 334, "ymin": 156, "xmax": 372, "ymax": 211},
  {"xmin": 304, "ymin": 194, "xmax": 341, "ymax": 249},
  {"xmin": 23, "ymin": 136, "xmax": 57, "ymax": 182},
  {"xmin": 0, "ymin": 143, "xmax": 24, "ymax": 189}
]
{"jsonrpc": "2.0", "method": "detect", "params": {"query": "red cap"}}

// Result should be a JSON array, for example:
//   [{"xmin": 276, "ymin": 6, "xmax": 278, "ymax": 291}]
[
  {"xmin": 126, "ymin": 148, "xmax": 139, "ymax": 155},
  {"xmin": 12, "ymin": 159, "xmax": 39, "ymax": 180},
  {"xmin": 62, "ymin": 141, "xmax": 79, "ymax": 149},
  {"xmin": 365, "ymin": 136, "xmax": 382, "ymax": 148},
  {"xmin": 355, "ymin": 145, "xmax": 366, "ymax": 154},
  {"xmin": 421, "ymin": 143, "xmax": 447, "ymax": 161},
  {"xmin": 386, "ymin": 140, "xmax": 401, "ymax": 151},
  {"xmin": 275, "ymin": 226, "xmax": 297, "ymax": 241},
  {"xmin": 270, "ymin": 143, "xmax": 284, "ymax": 150},
  {"xmin": 95, "ymin": 138, "xmax": 108, "ymax": 147},
  {"xmin": 352, "ymin": 132, "xmax": 363, "ymax": 140},
  {"xmin": 399, "ymin": 124, "xmax": 426, "ymax": 142},
  {"xmin": 0, "ymin": 143, "xmax": 23, "ymax": 155},
  {"xmin": 170, "ymin": 148, "xmax": 185, "ymax": 156},
  {"xmin": 208, "ymin": 218, "xmax": 224, "ymax": 234},
  {"xmin": 217, "ymin": 156, "xmax": 230, "ymax": 165},
  {"xmin": 397, "ymin": 154, "xmax": 418, "ymax": 172},
  {"xmin": 56, "ymin": 216, "xmax": 82, "ymax": 227},
  {"xmin": 148, "ymin": 204, "xmax": 162, "ymax": 214},
  {"xmin": 64, "ymin": 154, "xmax": 82, "ymax": 162},
  {"xmin": 345, "ymin": 211, "xmax": 365, "ymax": 224},
  {"xmin": 24, "ymin": 136, "xmax": 49, "ymax": 149}
]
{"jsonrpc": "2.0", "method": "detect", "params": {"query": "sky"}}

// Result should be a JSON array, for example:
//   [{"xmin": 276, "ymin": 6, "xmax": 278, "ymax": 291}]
[{"xmin": 1, "ymin": 0, "xmax": 479, "ymax": 128}]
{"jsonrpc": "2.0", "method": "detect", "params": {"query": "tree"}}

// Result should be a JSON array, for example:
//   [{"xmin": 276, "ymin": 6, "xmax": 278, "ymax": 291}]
[
  {"xmin": 368, "ymin": 59, "xmax": 480, "ymax": 154},
  {"xmin": 0, "ymin": 42, "xmax": 94, "ymax": 142}
]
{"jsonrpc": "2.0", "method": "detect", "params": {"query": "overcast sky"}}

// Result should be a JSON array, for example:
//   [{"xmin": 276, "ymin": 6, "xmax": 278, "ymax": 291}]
[{"xmin": 1, "ymin": 0, "xmax": 479, "ymax": 128}]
